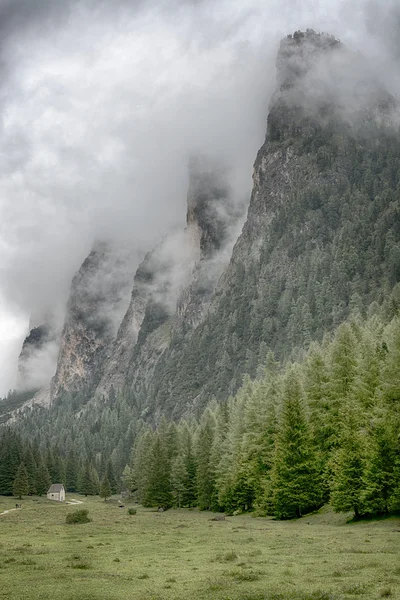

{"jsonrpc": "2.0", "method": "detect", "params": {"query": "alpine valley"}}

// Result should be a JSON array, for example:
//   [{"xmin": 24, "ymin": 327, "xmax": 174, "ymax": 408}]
[{"xmin": 1, "ymin": 30, "xmax": 400, "ymax": 521}]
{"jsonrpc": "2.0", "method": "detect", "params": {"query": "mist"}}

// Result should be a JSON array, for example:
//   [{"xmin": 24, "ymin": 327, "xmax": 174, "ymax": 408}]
[{"xmin": 0, "ymin": 0, "xmax": 399, "ymax": 395}]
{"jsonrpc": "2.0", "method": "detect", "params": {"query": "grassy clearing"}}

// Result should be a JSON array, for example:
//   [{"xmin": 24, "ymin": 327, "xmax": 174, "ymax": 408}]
[{"xmin": 0, "ymin": 496, "xmax": 399, "ymax": 600}]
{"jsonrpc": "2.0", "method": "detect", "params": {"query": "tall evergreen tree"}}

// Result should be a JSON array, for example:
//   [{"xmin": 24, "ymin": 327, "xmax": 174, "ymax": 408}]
[
  {"xmin": 330, "ymin": 405, "xmax": 366, "ymax": 519},
  {"xmin": 65, "ymin": 449, "xmax": 79, "ymax": 492},
  {"xmin": 104, "ymin": 459, "xmax": 118, "ymax": 494},
  {"xmin": 35, "ymin": 461, "xmax": 51, "ymax": 496},
  {"xmin": 196, "ymin": 409, "xmax": 217, "ymax": 510},
  {"xmin": 100, "ymin": 475, "xmax": 112, "ymax": 501},
  {"xmin": 78, "ymin": 460, "xmax": 99, "ymax": 496},
  {"xmin": 13, "ymin": 462, "xmax": 29, "ymax": 499},
  {"xmin": 144, "ymin": 435, "xmax": 172, "ymax": 508},
  {"xmin": 362, "ymin": 415, "xmax": 400, "ymax": 514},
  {"xmin": 270, "ymin": 369, "xmax": 322, "ymax": 519}
]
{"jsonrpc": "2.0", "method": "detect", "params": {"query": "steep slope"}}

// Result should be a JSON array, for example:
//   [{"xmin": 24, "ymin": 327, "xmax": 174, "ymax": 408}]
[
  {"xmin": 50, "ymin": 241, "xmax": 136, "ymax": 400},
  {"xmin": 136, "ymin": 30, "xmax": 400, "ymax": 418}
]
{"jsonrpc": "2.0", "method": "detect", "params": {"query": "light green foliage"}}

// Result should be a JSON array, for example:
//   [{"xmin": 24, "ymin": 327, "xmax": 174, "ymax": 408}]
[
  {"xmin": 270, "ymin": 369, "xmax": 322, "ymax": 518},
  {"xmin": 362, "ymin": 416, "xmax": 400, "ymax": 514},
  {"xmin": 330, "ymin": 405, "xmax": 366, "ymax": 519}
]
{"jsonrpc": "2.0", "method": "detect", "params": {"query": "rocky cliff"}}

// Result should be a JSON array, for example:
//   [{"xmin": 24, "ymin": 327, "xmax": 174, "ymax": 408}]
[{"xmin": 50, "ymin": 241, "xmax": 137, "ymax": 400}]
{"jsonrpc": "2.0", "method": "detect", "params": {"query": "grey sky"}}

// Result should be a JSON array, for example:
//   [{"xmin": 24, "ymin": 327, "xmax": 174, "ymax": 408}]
[{"xmin": 0, "ymin": 0, "xmax": 398, "ymax": 395}]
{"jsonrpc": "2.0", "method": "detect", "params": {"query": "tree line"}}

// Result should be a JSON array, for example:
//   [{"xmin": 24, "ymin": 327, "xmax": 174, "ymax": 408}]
[
  {"xmin": 2, "ymin": 310, "xmax": 399, "ymax": 520},
  {"xmin": 0, "ymin": 429, "xmax": 118, "ymax": 501}
]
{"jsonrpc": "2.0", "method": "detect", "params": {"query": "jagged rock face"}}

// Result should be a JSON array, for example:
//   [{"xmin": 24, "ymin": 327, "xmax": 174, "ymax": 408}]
[{"xmin": 50, "ymin": 242, "xmax": 136, "ymax": 400}]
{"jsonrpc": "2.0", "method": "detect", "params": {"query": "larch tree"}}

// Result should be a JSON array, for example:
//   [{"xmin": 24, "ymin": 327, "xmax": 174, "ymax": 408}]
[{"xmin": 270, "ymin": 368, "xmax": 322, "ymax": 519}]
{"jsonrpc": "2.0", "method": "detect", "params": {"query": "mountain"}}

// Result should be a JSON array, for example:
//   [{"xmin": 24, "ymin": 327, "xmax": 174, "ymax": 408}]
[
  {"xmin": 3, "ymin": 29, "xmax": 400, "ymax": 426},
  {"xmin": 126, "ymin": 29, "xmax": 400, "ymax": 419}
]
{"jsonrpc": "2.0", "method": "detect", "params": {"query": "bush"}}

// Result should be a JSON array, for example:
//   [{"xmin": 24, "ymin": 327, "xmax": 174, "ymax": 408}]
[
  {"xmin": 127, "ymin": 508, "xmax": 137, "ymax": 515},
  {"xmin": 66, "ymin": 509, "xmax": 91, "ymax": 524}
]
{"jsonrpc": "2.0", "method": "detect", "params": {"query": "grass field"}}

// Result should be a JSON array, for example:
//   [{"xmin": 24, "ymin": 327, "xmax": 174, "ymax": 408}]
[{"xmin": 0, "ymin": 495, "xmax": 399, "ymax": 600}]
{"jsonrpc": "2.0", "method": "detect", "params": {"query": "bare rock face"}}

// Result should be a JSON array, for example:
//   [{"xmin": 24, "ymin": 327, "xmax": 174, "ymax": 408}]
[{"xmin": 50, "ymin": 241, "xmax": 136, "ymax": 400}]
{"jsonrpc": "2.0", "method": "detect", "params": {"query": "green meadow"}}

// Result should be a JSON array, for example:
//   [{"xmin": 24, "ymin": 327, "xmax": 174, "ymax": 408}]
[{"xmin": 0, "ymin": 495, "xmax": 399, "ymax": 600}]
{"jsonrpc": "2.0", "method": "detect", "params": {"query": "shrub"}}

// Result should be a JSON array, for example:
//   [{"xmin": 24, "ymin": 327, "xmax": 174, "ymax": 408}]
[
  {"xmin": 128, "ymin": 508, "xmax": 137, "ymax": 515},
  {"xmin": 65, "ymin": 509, "xmax": 91, "ymax": 524}
]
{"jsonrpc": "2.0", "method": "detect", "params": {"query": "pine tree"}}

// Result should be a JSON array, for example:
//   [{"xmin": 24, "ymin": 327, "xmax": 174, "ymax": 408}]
[
  {"xmin": 13, "ymin": 462, "xmax": 29, "ymax": 499},
  {"xmin": 78, "ymin": 460, "xmax": 99, "ymax": 496},
  {"xmin": 65, "ymin": 449, "xmax": 78, "ymax": 492},
  {"xmin": 144, "ymin": 435, "xmax": 172, "ymax": 508},
  {"xmin": 180, "ymin": 425, "xmax": 197, "ymax": 508},
  {"xmin": 121, "ymin": 465, "xmax": 135, "ymax": 494},
  {"xmin": 35, "ymin": 461, "xmax": 51, "ymax": 496},
  {"xmin": 330, "ymin": 406, "xmax": 366, "ymax": 519},
  {"xmin": 196, "ymin": 409, "xmax": 217, "ymax": 510},
  {"xmin": 171, "ymin": 454, "xmax": 187, "ymax": 508},
  {"xmin": 104, "ymin": 459, "xmax": 118, "ymax": 494},
  {"xmin": 0, "ymin": 430, "xmax": 22, "ymax": 495},
  {"xmin": 131, "ymin": 428, "xmax": 153, "ymax": 503},
  {"xmin": 23, "ymin": 444, "xmax": 37, "ymax": 495},
  {"xmin": 362, "ymin": 415, "xmax": 400, "ymax": 514},
  {"xmin": 100, "ymin": 475, "xmax": 112, "ymax": 501},
  {"xmin": 270, "ymin": 369, "xmax": 322, "ymax": 519}
]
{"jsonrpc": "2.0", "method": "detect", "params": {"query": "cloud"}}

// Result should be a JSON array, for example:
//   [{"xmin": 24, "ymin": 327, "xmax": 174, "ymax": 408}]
[{"xmin": 0, "ymin": 0, "xmax": 398, "ymax": 395}]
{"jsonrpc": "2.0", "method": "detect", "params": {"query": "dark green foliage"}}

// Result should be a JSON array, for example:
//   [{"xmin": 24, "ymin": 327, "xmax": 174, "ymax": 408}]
[
  {"xmin": 65, "ymin": 449, "xmax": 79, "ymax": 492},
  {"xmin": 143, "ymin": 435, "xmax": 173, "ymax": 508},
  {"xmin": 12, "ymin": 462, "xmax": 29, "ymax": 499},
  {"xmin": 78, "ymin": 461, "xmax": 99, "ymax": 496},
  {"xmin": 127, "ymin": 507, "xmax": 137, "ymax": 515},
  {"xmin": 104, "ymin": 460, "xmax": 117, "ymax": 494},
  {"xmin": 99, "ymin": 476, "xmax": 112, "ymax": 501},
  {"xmin": 0, "ymin": 429, "xmax": 22, "ymax": 495},
  {"xmin": 65, "ymin": 509, "xmax": 91, "ymax": 524},
  {"xmin": 35, "ymin": 461, "xmax": 51, "ymax": 496}
]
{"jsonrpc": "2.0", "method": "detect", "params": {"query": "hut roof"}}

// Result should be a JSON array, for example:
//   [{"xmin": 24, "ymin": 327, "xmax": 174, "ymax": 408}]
[{"xmin": 47, "ymin": 484, "xmax": 64, "ymax": 493}]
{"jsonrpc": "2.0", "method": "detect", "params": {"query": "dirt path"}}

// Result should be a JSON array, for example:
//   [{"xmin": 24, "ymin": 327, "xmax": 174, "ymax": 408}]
[
  {"xmin": 66, "ymin": 499, "xmax": 83, "ymax": 505},
  {"xmin": 0, "ymin": 508, "xmax": 20, "ymax": 516}
]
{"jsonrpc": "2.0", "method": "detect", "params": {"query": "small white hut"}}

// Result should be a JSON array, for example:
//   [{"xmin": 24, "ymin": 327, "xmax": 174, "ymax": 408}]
[{"xmin": 47, "ymin": 484, "xmax": 65, "ymax": 502}]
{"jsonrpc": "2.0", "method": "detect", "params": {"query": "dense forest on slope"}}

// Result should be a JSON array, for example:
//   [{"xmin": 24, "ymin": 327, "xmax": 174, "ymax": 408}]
[
  {"xmin": 144, "ymin": 114, "xmax": 400, "ymax": 419},
  {"xmin": 3, "ymin": 294, "xmax": 399, "ymax": 519}
]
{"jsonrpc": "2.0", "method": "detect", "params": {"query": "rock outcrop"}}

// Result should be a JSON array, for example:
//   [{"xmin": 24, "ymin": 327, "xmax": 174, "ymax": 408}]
[{"xmin": 50, "ymin": 241, "xmax": 136, "ymax": 400}]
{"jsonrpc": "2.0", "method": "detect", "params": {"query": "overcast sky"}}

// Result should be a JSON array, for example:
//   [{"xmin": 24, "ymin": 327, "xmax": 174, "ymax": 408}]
[{"xmin": 0, "ymin": 0, "xmax": 399, "ymax": 396}]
